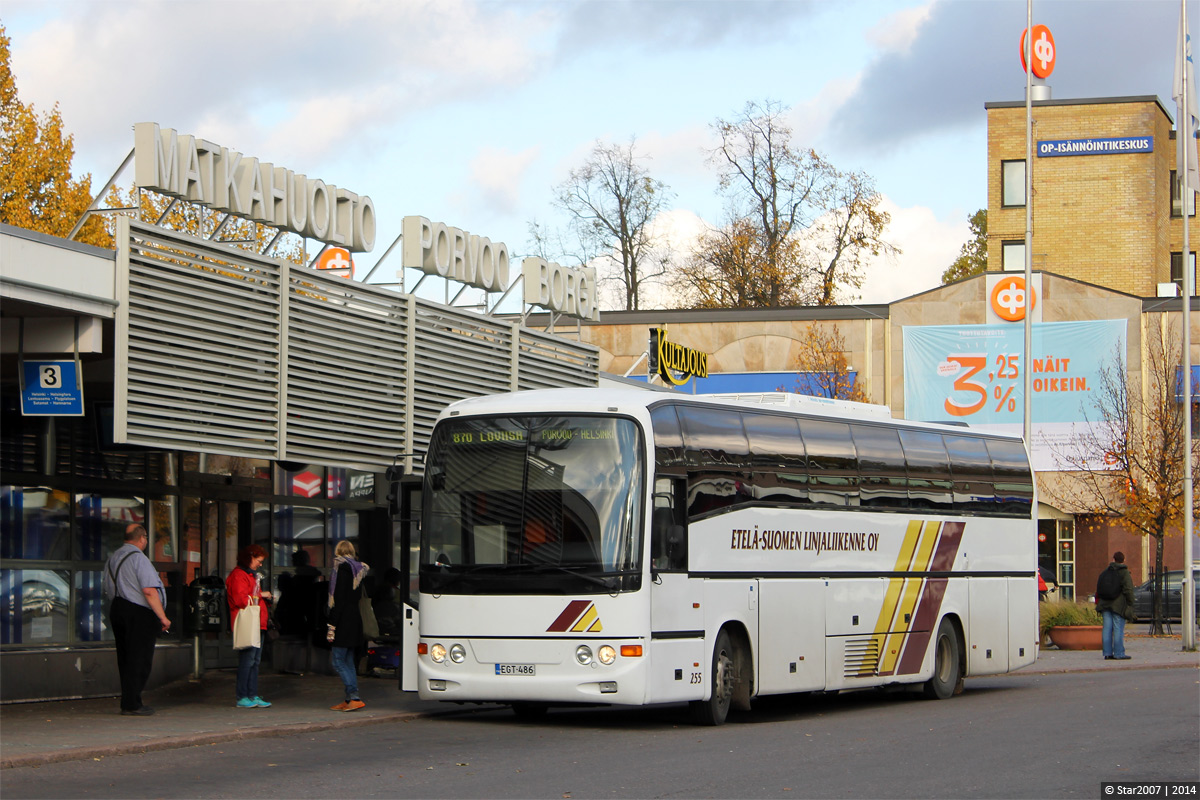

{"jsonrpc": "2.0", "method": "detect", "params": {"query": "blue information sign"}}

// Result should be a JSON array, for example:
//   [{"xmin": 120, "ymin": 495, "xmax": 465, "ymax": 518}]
[
  {"xmin": 20, "ymin": 359, "xmax": 84, "ymax": 416},
  {"xmin": 1037, "ymin": 137, "xmax": 1153, "ymax": 157}
]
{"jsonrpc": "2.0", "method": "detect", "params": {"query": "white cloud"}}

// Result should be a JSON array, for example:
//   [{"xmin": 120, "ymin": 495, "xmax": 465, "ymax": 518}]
[
  {"xmin": 853, "ymin": 196, "xmax": 965, "ymax": 304},
  {"xmin": 866, "ymin": 2, "xmax": 934, "ymax": 53},
  {"xmin": 9, "ymin": 0, "xmax": 548, "ymax": 180},
  {"xmin": 463, "ymin": 145, "xmax": 542, "ymax": 216}
]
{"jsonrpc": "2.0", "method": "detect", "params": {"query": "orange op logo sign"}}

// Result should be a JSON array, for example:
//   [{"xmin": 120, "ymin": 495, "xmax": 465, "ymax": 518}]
[
  {"xmin": 1019, "ymin": 25, "xmax": 1056, "ymax": 79},
  {"xmin": 990, "ymin": 276, "xmax": 1037, "ymax": 322},
  {"xmin": 314, "ymin": 247, "xmax": 354, "ymax": 279}
]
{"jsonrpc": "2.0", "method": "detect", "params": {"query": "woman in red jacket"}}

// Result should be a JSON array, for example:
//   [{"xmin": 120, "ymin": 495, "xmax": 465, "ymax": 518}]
[{"xmin": 226, "ymin": 545, "xmax": 272, "ymax": 709}]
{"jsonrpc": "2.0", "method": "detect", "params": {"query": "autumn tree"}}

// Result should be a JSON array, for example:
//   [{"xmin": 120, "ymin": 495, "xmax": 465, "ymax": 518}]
[
  {"xmin": 783, "ymin": 324, "xmax": 869, "ymax": 402},
  {"xmin": 941, "ymin": 209, "xmax": 988, "ymax": 284},
  {"xmin": 676, "ymin": 100, "xmax": 897, "ymax": 308},
  {"xmin": 0, "ymin": 24, "xmax": 109, "ymax": 247},
  {"xmin": 1042, "ymin": 324, "xmax": 1200, "ymax": 634},
  {"xmin": 549, "ymin": 138, "xmax": 673, "ymax": 311}
]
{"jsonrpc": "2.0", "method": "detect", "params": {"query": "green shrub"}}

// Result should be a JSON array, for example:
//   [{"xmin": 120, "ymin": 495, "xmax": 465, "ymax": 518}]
[{"xmin": 1039, "ymin": 599, "xmax": 1103, "ymax": 636}]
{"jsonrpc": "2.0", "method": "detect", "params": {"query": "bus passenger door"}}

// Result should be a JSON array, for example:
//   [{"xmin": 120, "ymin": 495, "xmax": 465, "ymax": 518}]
[{"xmin": 396, "ymin": 477, "xmax": 421, "ymax": 693}]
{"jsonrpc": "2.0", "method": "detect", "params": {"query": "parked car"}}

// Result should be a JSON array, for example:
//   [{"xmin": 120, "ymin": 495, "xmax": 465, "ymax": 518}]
[{"xmin": 1131, "ymin": 569, "xmax": 1200, "ymax": 622}]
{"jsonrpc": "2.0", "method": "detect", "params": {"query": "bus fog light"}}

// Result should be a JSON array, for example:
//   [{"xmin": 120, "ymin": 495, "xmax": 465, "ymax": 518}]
[
  {"xmin": 431, "ymin": 643, "xmax": 447, "ymax": 663},
  {"xmin": 429, "ymin": 679, "xmax": 446, "ymax": 691},
  {"xmin": 575, "ymin": 645, "xmax": 593, "ymax": 665},
  {"xmin": 449, "ymin": 644, "xmax": 466, "ymax": 663},
  {"xmin": 598, "ymin": 645, "xmax": 616, "ymax": 665},
  {"xmin": 599, "ymin": 682, "xmax": 618, "ymax": 694}
]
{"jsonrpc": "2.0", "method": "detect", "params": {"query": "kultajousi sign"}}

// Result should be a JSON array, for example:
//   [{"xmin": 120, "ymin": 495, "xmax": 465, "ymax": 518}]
[
  {"xmin": 133, "ymin": 123, "xmax": 377, "ymax": 252},
  {"xmin": 649, "ymin": 328, "xmax": 708, "ymax": 386}
]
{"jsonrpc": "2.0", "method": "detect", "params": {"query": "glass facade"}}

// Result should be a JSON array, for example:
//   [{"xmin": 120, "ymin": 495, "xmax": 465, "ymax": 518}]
[{"xmin": 0, "ymin": 409, "xmax": 383, "ymax": 649}]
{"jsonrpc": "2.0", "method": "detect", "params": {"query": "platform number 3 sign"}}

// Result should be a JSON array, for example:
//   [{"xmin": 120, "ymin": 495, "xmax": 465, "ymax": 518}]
[{"xmin": 39, "ymin": 364, "xmax": 62, "ymax": 388}]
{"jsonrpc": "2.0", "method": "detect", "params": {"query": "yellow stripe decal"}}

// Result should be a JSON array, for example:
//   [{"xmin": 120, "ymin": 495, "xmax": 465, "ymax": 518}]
[
  {"xmin": 880, "ymin": 521, "xmax": 943, "ymax": 674},
  {"xmin": 571, "ymin": 605, "xmax": 600, "ymax": 633},
  {"xmin": 867, "ymin": 520, "xmax": 925, "ymax": 672}
]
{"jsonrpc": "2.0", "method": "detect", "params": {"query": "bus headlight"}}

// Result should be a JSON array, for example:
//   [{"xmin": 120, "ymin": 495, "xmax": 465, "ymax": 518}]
[
  {"xmin": 431, "ymin": 643, "xmax": 447, "ymax": 663},
  {"xmin": 449, "ymin": 643, "xmax": 466, "ymax": 663},
  {"xmin": 575, "ymin": 645, "xmax": 593, "ymax": 665},
  {"xmin": 598, "ymin": 645, "xmax": 616, "ymax": 665}
]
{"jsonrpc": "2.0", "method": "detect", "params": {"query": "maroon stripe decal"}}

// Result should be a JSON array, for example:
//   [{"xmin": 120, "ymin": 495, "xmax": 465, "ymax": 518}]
[
  {"xmin": 929, "ymin": 521, "xmax": 964, "ymax": 572},
  {"xmin": 547, "ymin": 600, "xmax": 590, "ymax": 632},
  {"xmin": 896, "ymin": 578, "xmax": 948, "ymax": 675}
]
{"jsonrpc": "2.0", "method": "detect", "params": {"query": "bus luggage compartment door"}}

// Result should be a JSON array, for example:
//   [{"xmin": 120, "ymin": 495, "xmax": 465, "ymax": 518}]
[{"xmin": 757, "ymin": 580, "xmax": 826, "ymax": 693}]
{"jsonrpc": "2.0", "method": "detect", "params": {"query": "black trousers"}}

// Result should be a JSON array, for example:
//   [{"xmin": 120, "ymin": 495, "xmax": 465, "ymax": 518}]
[{"xmin": 110, "ymin": 596, "xmax": 158, "ymax": 711}]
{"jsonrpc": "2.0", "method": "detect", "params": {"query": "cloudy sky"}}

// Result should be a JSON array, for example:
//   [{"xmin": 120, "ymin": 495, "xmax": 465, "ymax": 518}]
[{"xmin": 2, "ymin": 0, "xmax": 1192, "ymax": 308}]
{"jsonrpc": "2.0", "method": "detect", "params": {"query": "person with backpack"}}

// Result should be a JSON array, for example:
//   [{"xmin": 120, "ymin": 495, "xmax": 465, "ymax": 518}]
[{"xmin": 1095, "ymin": 551, "xmax": 1136, "ymax": 660}]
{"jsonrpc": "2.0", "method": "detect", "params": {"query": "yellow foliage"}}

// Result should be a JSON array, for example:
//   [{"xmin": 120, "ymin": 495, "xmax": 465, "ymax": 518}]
[{"xmin": 0, "ymin": 24, "xmax": 109, "ymax": 247}]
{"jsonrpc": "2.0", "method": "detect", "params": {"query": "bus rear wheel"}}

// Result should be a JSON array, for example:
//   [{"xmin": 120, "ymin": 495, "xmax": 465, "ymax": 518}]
[
  {"xmin": 690, "ymin": 629, "xmax": 735, "ymax": 726},
  {"xmin": 922, "ymin": 618, "xmax": 963, "ymax": 700}
]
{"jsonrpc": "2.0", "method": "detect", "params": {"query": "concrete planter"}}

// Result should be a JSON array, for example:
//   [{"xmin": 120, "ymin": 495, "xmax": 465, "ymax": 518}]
[{"xmin": 1047, "ymin": 625, "xmax": 1103, "ymax": 650}]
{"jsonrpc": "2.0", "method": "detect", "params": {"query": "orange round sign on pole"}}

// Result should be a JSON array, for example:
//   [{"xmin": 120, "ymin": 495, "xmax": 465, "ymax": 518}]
[
  {"xmin": 989, "ymin": 275, "xmax": 1037, "ymax": 322},
  {"xmin": 314, "ymin": 247, "xmax": 354, "ymax": 279},
  {"xmin": 1019, "ymin": 25, "xmax": 1056, "ymax": 79}
]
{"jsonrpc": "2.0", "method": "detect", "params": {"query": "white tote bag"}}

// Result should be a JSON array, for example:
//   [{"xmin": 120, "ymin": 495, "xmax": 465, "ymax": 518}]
[{"xmin": 232, "ymin": 601, "xmax": 261, "ymax": 650}]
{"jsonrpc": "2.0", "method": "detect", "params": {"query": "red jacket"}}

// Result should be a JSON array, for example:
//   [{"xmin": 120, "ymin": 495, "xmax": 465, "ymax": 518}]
[{"xmin": 226, "ymin": 567, "xmax": 269, "ymax": 630}]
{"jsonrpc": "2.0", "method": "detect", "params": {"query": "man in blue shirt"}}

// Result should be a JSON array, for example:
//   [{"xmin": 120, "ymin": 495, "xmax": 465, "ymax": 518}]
[{"xmin": 102, "ymin": 524, "xmax": 171, "ymax": 715}]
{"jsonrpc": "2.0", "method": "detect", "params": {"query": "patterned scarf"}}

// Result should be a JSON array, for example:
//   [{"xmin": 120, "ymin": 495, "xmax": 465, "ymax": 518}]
[{"xmin": 328, "ymin": 555, "xmax": 369, "ymax": 608}]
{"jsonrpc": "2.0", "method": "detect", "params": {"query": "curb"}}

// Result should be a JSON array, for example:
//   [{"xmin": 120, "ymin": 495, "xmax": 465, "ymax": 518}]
[{"xmin": 0, "ymin": 710, "xmax": 425, "ymax": 770}]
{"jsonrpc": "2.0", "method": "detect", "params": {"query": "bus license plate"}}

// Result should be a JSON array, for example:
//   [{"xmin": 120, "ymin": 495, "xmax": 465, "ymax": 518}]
[{"xmin": 495, "ymin": 663, "xmax": 536, "ymax": 676}]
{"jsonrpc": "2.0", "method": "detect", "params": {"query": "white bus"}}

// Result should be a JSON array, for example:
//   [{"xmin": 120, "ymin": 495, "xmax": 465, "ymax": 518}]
[{"xmin": 410, "ymin": 388, "xmax": 1037, "ymax": 724}]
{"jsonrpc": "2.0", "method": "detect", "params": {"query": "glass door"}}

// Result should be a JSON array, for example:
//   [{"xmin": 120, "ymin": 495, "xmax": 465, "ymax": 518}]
[{"xmin": 200, "ymin": 499, "xmax": 244, "ymax": 669}]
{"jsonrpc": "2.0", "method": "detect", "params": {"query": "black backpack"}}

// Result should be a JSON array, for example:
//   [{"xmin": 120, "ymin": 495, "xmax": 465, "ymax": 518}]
[{"xmin": 1096, "ymin": 566, "xmax": 1122, "ymax": 601}]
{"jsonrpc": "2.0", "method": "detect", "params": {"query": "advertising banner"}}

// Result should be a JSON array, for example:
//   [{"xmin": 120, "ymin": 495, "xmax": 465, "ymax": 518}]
[{"xmin": 902, "ymin": 320, "xmax": 1127, "ymax": 470}]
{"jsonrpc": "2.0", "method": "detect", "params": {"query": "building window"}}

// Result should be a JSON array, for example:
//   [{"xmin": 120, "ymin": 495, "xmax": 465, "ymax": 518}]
[
  {"xmin": 1002, "ymin": 241, "xmax": 1026, "ymax": 272},
  {"xmin": 1172, "ymin": 170, "xmax": 1197, "ymax": 217},
  {"xmin": 1002, "ymin": 160, "xmax": 1026, "ymax": 207},
  {"xmin": 1171, "ymin": 251, "xmax": 1197, "ymax": 296}
]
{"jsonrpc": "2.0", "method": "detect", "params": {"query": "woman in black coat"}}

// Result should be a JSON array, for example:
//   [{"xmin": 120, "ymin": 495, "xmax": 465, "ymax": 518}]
[{"xmin": 326, "ymin": 540, "xmax": 369, "ymax": 711}]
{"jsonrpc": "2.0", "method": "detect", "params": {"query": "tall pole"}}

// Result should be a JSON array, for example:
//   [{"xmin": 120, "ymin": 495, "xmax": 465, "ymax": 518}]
[
  {"xmin": 1182, "ymin": 0, "xmax": 1195, "ymax": 651},
  {"xmin": 1024, "ymin": 0, "xmax": 1034, "ymax": 451}
]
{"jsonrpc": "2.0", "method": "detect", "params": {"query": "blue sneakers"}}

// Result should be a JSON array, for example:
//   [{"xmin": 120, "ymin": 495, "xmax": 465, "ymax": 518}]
[
  {"xmin": 252, "ymin": 697, "xmax": 272, "ymax": 707},
  {"xmin": 236, "ymin": 697, "xmax": 257, "ymax": 708}
]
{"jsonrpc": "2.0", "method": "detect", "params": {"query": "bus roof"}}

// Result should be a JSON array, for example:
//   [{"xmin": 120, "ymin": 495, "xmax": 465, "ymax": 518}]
[{"xmin": 438, "ymin": 388, "xmax": 1026, "ymax": 442}]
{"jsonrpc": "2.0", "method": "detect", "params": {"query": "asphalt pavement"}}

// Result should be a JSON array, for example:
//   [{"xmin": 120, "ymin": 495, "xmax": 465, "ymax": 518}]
[{"xmin": 1, "ymin": 633, "xmax": 1196, "ymax": 770}]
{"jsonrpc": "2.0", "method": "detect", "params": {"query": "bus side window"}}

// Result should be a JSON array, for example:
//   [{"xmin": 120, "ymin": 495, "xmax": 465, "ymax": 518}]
[
  {"xmin": 984, "ymin": 439, "xmax": 1033, "ymax": 517},
  {"xmin": 744, "ymin": 412, "xmax": 808, "ymax": 507},
  {"xmin": 944, "ymin": 434, "xmax": 995, "ymax": 514},
  {"xmin": 651, "ymin": 479, "xmax": 687, "ymax": 571},
  {"xmin": 851, "ymin": 424, "xmax": 908, "ymax": 509},
  {"xmin": 898, "ymin": 429, "xmax": 953, "ymax": 511},
  {"xmin": 801, "ymin": 418, "xmax": 859, "ymax": 507},
  {"xmin": 677, "ymin": 406, "xmax": 752, "ymax": 518}
]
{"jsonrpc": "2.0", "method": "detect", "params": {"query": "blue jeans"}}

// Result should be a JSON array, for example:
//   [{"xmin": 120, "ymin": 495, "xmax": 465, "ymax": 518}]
[
  {"xmin": 331, "ymin": 646, "xmax": 359, "ymax": 701},
  {"xmin": 1101, "ymin": 610, "xmax": 1126, "ymax": 658},
  {"xmin": 236, "ymin": 645, "xmax": 261, "ymax": 700}
]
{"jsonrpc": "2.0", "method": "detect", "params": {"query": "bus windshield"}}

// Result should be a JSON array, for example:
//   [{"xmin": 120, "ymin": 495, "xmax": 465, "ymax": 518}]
[{"xmin": 420, "ymin": 415, "xmax": 645, "ymax": 595}]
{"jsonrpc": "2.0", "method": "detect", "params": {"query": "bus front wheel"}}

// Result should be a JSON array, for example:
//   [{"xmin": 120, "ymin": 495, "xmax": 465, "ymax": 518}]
[
  {"xmin": 922, "ymin": 618, "xmax": 963, "ymax": 700},
  {"xmin": 690, "ymin": 628, "xmax": 735, "ymax": 726}
]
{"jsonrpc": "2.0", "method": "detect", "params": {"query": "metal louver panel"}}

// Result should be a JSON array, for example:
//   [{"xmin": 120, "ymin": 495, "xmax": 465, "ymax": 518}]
[
  {"xmin": 517, "ymin": 328, "xmax": 599, "ymax": 390},
  {"xmin": 115, "ymin": 218, "xmax": 601, "ymax": 472},
  {"xmin": 843, "ymin": 636, "xmax": 882, "ymax": 678},
  {"xmin": 285, "ymin": 271, "xmax": 408, "ymax": 468},
  {"xmin": 117, "ymin": 219, "xmax": 282, "ymax": 459},
  {"xmin": 408, "ymin": 298, "xmax": 516, "ymax": 460}
]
